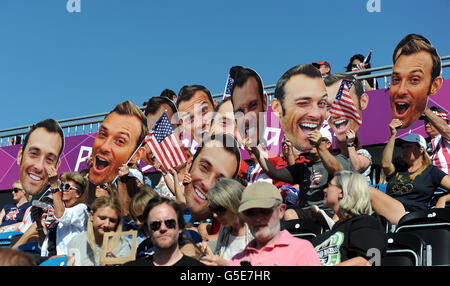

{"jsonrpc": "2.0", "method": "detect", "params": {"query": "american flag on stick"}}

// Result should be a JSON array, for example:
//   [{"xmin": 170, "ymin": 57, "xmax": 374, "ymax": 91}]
[
  {"xmin": 222, "ymin": 73, "xmax": 234, "ymax": 99},
  {"xmin": 329, "ymin": 80, "xmax": 362, "ymax": 126},
  {"xmin": 143, "ymin": 112, "xmax": 188, "ymax": 171}
]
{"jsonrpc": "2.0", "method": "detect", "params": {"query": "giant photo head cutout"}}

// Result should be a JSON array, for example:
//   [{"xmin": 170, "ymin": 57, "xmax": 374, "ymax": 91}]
[
  {"xmin": 176, "ymin": 85, "xmax": 216, "ymax": 145},
  {"xmin": 390, "ymin": 34, "xmax": 443, "ymax": 129},
  {"xmin": 183, "ymin": 134, "xmax": 241, "ymax": 220},
  {"xmin": 16, "ymin": 119, "xmax": 64, "ymax": 195},
  {"xmin": 89, "ymin": 101, "xmax": 148, "ymax": 185},
  {"xmin": 228, "ymin": 66, "xmax": 268, "ymax": 147},
  {"xmin": 271, "ymin": 64, "xmax": 328, "ymax": 152}
]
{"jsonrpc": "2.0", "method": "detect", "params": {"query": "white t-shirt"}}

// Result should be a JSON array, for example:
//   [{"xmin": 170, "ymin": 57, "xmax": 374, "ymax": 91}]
[{"xmin": 41, "ymin": 203, "xmax": 89, "ymax": 256}]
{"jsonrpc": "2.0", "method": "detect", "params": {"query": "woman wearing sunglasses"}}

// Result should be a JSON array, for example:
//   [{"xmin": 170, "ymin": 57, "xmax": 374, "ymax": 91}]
[
  {"xmin": 0, "ymin": 181, "xmax": 32, "ymax": 233},
  {"xmin": 40, "ymin": 171, "xmax": 89, "ymax": 257},
  {"xmin": 197, "ymin": 178, "xmax": 253, "ymax": 266},
  {"xmin": 310, "ymin": 171, "xmax": 387, "ymax": 266},
  {"xmin": 67, "ymin": 195, "xmax": 130, "ymax": 266}
]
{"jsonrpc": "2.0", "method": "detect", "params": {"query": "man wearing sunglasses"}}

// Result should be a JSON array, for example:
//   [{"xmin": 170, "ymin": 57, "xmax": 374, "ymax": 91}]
[
  {"xmin": 228, "ymin": 182, "xmax": 321, "ymax": 266},
  {"xmin": 124, "ymin": 197, "xmax": 204, "ymax": 266}
]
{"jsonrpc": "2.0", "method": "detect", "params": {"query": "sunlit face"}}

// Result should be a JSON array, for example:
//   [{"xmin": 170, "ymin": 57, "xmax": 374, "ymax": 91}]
[
  {"xmin": 272, "ymin": 75, "xmax": 328, "ymax": 151},
  {"xmin": 17, "ymin": 127, "xmax": 62, "ymax": 195},
  {"xmin": 323, "ymin": 177, "xmax": 342, "ymax": 210},
  {"xmin": 326, "ymin": 80, "xmax": 365, "ymax": 141},
  {"xmin": 91, "ymin": 206, "xmax": 120, "ymax": 244},
  {"xmin": 89, "ymin": 112, "xmax": 143, "ymax": 184},
  {"xmin": 390, "ymin": 51, "xmax": 434, "ymax": 129},
  {"xmin": 147, "ymin": 203, "xmax": 181, "ymax": 250},
  {"xmin": 319, "ymin": 64, "xmax": 330, "ymax": 76},
  {"xmin": 12, "ymin": 183, "xmax": 26, "ymax": 202},
  {"xmin": 178, "ymin": 91, "xmax": 215, "ymax": 143},
  {"xmin": 243, "ymin": 205, "xmax": 285, "ymax": 246},
  {"xmin": 424, "ymin": 119, "xmax": 441, "ymax": 138},
  {"xmin": 232, "ymin": 77, "xmax": 267, "ymax": 145},
  {"xmin": 61, "ymin": 179, "xmax": 80, "ymax": 208},
  {"xmin": 184, "ymin": 141, "xmax": 238, "ymax": 220}
]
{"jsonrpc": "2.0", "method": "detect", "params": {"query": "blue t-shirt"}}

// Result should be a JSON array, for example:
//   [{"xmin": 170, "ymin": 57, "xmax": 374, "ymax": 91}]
[{"xmin": 0, "ymin": 202, "xmax": 32, "ymax": 227}]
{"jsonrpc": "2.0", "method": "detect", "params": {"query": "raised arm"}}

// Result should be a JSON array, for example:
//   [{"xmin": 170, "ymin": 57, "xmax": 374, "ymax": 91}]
[
  {"xmin": 245, "ymin": 138, "xmax": 295, "ymax": 185},
  {"xmin": 423, "ymin": 108, "xmax": 450, "ymax": 140},
  {"xmin": 346, "ymin": 130, "xmax": 371, "ymax": 173},
  {"xmin": 308, "ymin": 130, "xmax": 343, "ymax": 176},
  {"xmin": 382, "ymin": 119, "xmax": 402, "ymax": 177}
]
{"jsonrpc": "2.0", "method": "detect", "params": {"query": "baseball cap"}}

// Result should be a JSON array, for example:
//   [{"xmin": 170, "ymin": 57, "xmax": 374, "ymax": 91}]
[
  {"xmin": 419, "ymin": 106, "xmax": 448, "ymax": 122},
  {"xmin": 238, "ymin": 181, "xmax": 282, "ymax": 213},
  {"xmin": 128, "ymin": 168, "xmax": 144, "ymax": 184},
  {"xmin": 312, "ymin": 60, "xmax": 330, "ymax": 68},
  {"xmin": 395, "ymin": 133, "xmax": 427, "ymax": 149},
  {"xmin": 320, "ymin": 127, "xmax": 333, "ymax": 143}
]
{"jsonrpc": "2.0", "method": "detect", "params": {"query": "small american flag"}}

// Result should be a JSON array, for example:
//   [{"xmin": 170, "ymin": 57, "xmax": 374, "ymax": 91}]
[
  {"xmin": 329, "ymin": 80, "xmax": 362, "ymax": 126},
  {"xmin": 143, "ymin": 112, "xmax": 188, "ymax": 171},
  {"xmin": 223, "ymin": 74, "xmax": 234, "ymax": 99}
]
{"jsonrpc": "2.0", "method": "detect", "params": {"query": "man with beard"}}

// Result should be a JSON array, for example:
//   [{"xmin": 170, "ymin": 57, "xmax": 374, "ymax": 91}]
[{"xmin": 228, "ymin": 182, "xmax": 320, "ymax": 266}]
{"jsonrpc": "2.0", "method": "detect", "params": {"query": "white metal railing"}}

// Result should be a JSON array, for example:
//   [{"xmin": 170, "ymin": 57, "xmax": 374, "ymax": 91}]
[{"xmin": 1, "ymin": 56, "xmax": 449, "ymax": 146}]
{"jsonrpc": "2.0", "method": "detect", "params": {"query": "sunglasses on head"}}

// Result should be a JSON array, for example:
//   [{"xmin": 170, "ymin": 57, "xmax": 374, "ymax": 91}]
[
  {"xmin": 12, "ymin": 188, "xmax": 23, "ymax": 193},
  {"xmin": 208, "ymin": 204, "xmax": 227, "ymax": 215},
  {"xmin": 149, "ymin": 219, "xmax": 177, "ymax": 232},
  {"xmin": 60, "ymin": 183, "xmax": 78, "ymax": 192}
]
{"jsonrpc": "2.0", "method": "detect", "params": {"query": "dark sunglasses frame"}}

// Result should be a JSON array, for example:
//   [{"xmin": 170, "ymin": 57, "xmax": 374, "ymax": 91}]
[
  {"xmin": 60, "ymin": 183, "xmax": 78, "ymax": 192},
  {"xmin": 12, "ymin": 188, "xmax": 23, "ymax": 193},
  {"xmin": 149, "ymin": 219, "xmax": 177, "ymax": 232}
]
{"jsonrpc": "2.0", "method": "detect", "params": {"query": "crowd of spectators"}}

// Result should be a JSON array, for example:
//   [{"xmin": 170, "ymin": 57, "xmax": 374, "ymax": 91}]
[{"xmin": 0, "ymin": 33, "xmax": 448, "ymax": 267}]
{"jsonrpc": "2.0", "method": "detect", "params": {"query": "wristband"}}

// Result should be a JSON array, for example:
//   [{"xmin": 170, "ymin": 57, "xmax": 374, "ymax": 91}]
[
  {"xmin": 50, "ymin": 187, "xmax": 60, "ymax": 194},
  {"xmin": 347, "ymin": 143, "xmax": 356, "ymax": 148}
]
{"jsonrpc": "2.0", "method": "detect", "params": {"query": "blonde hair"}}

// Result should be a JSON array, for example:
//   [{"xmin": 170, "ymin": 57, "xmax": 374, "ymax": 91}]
[
  {"xmin": 336, "ymin": 170, "xmax": 372, "ymax": 219},
  {"xmin": 87, "ymin": 195, "xmax": 123, "ymax": 256},
  {"xmin": 207, "ymin": 178, "xmax": 244, "ymax": 216},
  {"xmin": 129, "ymin": 186, "xmax": 159, "ymax": 219},
  {"xmin": 410, "ymin": 150, "xmax": 431, "ymax": 181}
]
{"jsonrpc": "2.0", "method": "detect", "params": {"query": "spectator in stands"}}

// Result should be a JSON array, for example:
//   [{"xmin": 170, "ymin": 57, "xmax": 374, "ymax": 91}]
[
  {"xmin": 345, "ymin": 54, "xmax": 378, "ymax": 90},
  {"xmin": 311, "ymin": 171, "xmax": 387, "ymax": 266},
  {"xmin": 268, "ymin": 136, "xmax": 306, "ymax": 189},
  {"xmin": 124, "ymin": 196, "xmax": 205, "ymax": 266},
  {"xmin": 196, "ymin": 178, "xmax": 253, "ymax": 266},
  {"xmin": 176, "ymin": 85, "xmax": 216, "ymax": 150},
  {"xmin": 370, "ymin": 120, "xmax": 450, "ymax": 225},
  {"xmin": 0, "ymin": 248, "xmax": 36, "ymax": 266},
  {"xmin": 159, "ymin": 88, "xmax": 177, "ymax": 102},
  {"xmin": 420, "ymin": 106, "xmax": 450, "ymax": 174},
  {"xmin": 144, "ymin": 96, "xmax": 179, "ymax": 132},
  {"xmin": 312, "ymin": 60, "xmax": 331, "ymax": 76},
  {"xmin": 0, "ymin": 181, "xmax": 31, "ymax": 232},
  {"xmin": 228, "ymin": 182, "xmax": 321, "ymax": 266},
  {"xmin": 390, "ymin": 35, "xmax": 443, "ymax": 129},
  {"xmin": 281, "ymin": 129, "xmax": 350, "ymax": 226},
  {"xmin": 128, "ymin": 185, "xmax": 159, "ymax": 234},
  {"xmin": 324, "ymin": 73, "xmax": 372, "ymax": 183},
  {"xmin": 67, "ymin": 195, "xmax": 130, "ymax": 266},
  {"xmin": 87, "ymin": 101, "xmax": 148, "ymax": 205},
  {"xmin": 271, "ymin": 63, "xmax": 328, "ymax": 152},
  {"xmin": 183, "ymin": 134, "xmax": 241, "ymax": 221},
  {"xmin": 7, "ymin": 136, "xmax": 22, "ymax": 146},
  {"xmin": 229, "ymin": 65, "xmax": 267, "ymax": 147},
  {"xmin": 17, "ymin": 118, "xmax": 64, "ymax": 196},
  {"xmin": 39, "ymin": 171, "xmax": 89, "ymax": 257},
  {"xmin": 117, "ymin": 163, "xmax": 144, "ymax": 219}
]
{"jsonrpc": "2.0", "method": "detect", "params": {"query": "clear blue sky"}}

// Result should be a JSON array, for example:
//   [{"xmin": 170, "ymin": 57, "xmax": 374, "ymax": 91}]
[{"xmin": 1, "ymin": 0, "xmax": 449, "ymax": 130}]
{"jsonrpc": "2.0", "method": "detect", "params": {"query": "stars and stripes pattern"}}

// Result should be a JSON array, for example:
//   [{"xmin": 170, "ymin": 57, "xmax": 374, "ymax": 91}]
[
  {"xmin": 223, "ymin": 74, "xmax": 234, "ymax": 99},
  {"xmin": 143, "ymin": 112, "xmax": 188, "ymax": 171},
  {"xmin": 329, "ymin": 80, "xmax": 362, "ymax": 126}
]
